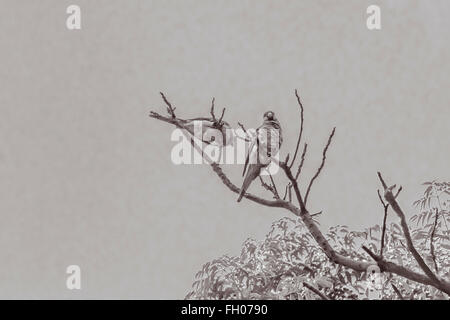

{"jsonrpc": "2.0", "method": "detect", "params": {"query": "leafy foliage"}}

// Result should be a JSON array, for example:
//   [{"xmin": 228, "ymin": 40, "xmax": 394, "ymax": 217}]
[{"xmin": 186, "ymin": 182, "xmax": 449, "ymax": 300}]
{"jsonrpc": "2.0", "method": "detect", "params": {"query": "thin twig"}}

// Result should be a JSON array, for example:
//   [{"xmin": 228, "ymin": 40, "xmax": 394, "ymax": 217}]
[
  {"xmin": 378, "ymin": 186, "xmax": 402, "ymax": 257},
  {"xmin": 378, "ymin": 189, "xmax": 389, "ymax": 257},
  {"xmin": 237, "ymin": 122, "xmax": 249, "ymax": 136},
  {"xmin": 268, "ymin": 173, "xmax": 280, "ymax": 199},
  {"xmin": 304, "ymin": 127, "xmax": 336, "ymax": 204},
  {"xmin": 391, "ymin": 284, "xmax": 404, "ymax": 300},
  {"xmin": 377, "ymin": 172, "xmax": 387, "ymax": 190},
  {"xmin": 283, "ymin": 184, "xmax": 289, "ymax": 201},
  {"xmin": 294, "ymin": 143, "xmax": 308, "ymax": 180},
  {"xmin": 210, "ymin": 97, "xmax": 226, "ymax": 126},
  {"xmin": 259, "ymin": 176, "xmax": 279, "ymax": 199},
  {"xmin": 218, "ymin": 107, "xmax": 226, "ymax": 125},
  {"xmin": 237, "ymin": 122, "xmax": 251, "ymax": 142},
  {"xmin": 302, "ymin": 282, "xmax": 331, "ymax": 300},
  {"xmin": 210, "ymin": 97, "xmax": 216, "ymax": 121},
  {"xmin": 362, "ymin": 245, "xmax": 381, "ymax": 262},
  {"xmin": 160, "ymin": 92, "xmax": 176, "ymax": 118},
  {"xmin": 311, "ymin": 211, "xmax": 322, "ymax": 217},
  {"xmin": 289, "ymin": 89, "xmax": 305, "ymax": 169},
  {"xmin": 430, "ymin": 208, "xmax": 439, "ymax": 272}
]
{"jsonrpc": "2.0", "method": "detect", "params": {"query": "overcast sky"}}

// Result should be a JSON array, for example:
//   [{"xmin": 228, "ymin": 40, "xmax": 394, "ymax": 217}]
[{"xmin": 0, "ymin": 0, "xmax": 448, "ymax": 298}]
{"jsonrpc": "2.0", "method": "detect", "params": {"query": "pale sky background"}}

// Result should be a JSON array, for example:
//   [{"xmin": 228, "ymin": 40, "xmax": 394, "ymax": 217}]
[{"xmin": 0, "ymin": 0, "xmax": 448, "ymax": 299}]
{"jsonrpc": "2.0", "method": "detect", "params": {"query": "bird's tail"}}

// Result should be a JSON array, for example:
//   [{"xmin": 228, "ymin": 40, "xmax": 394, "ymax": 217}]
[
  {"xmin": 237, "ymin": 178, "xmax": 251, "ymax": 202},
  {"xmin": 237, "ymin": 169, "xmax": 258, "ymax": 202}
]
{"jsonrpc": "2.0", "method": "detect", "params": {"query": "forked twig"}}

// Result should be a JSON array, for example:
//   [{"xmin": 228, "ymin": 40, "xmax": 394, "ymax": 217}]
[{"xmin": 160, "ymin": 92, "xmax": 176, "ymax": 118}]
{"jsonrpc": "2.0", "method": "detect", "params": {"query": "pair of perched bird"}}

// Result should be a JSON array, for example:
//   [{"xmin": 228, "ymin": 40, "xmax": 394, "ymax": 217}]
[{"xmin": 181, "ymin": 111, "xmax": 282, "ymax": 202}]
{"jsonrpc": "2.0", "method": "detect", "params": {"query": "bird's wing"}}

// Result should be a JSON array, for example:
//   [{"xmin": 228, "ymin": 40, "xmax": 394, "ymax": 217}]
[{"xmin": 242, "ymin": 128, "xmax": 259, "ymax": 177}]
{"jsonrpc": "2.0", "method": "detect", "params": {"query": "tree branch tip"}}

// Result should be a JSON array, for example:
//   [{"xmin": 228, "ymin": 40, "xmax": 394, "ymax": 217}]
[
  {"xmin": 394, "ymin": 186, "xmax": 403, "ymax": 198},
  {"xmin": 311, "ymin": 211, "xmax": 322, "ymax": 217},
  {"xmin": 377, "ymin": 172, "xmax": 388, "ymax": 189}
]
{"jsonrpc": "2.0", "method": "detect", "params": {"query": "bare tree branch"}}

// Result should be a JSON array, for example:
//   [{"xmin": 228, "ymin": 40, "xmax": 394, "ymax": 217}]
[
  {"xmin": 282, "ymin": 184, "xmax": 289, "ymax": 201},
  {"xmin": 294, "ymin": 143, "xmax": 308, "ymax": 180},
  {"xmin": 259, "ymin": 175, "xmax": 280, "ymax": 200},
  {"xmin": 378, "ymin": 186, "xmax": 402, "ymax": 257},
  {"xmin": 302, "ymin": 282, "xmax": 331, "ymax": 300},
  {"xmin": 210, "ymin": 97, "xmax": 226, "ymax": 126},
  {"xmin": 311, "ymin": 211, "xmax": 322, "ymax": 217},
  {"xmin": 289, "ymin": 89, "xmax": 305, "ymax": 169},
  {"xmin": 362, "ymin": 245, "xmax": 380, "ymax": 262},
  {"xmin": 160, "ymin": 92, "xmax": 176, "ymax": 118},
  {"xmin": 391, "ymin": 284, "xmax": 404, "ymax": 300},
  {"xmin": 430, "ymin": 208, "xmax": 439, "ymax": 272},
  {"xmin": 280, "ymin": 160, "xmax": 306, "ymax": 211},
  {"xmin": 210, "ymin": 97, "xmax": 216, "ymax": 121},
  {"xmin": 377, "ymin": 189, "xmax": 389, "ymax": 257},
  {"xmin": 235, "ymin": 121, "xmax": 251, "ymax": 142},
  {"xmin": 237, "ymin": 122, "xmax": 247, "ymax": 134},
  {"xmin": 149, "ymin": 92, "xmax": 450, "ymax": 296},
  {"xmin": 377, "ymin": 172, "xmax": 449, "ymax": 294},
  {"xmin": 304, "ymin": 127, "xmax": 336, "ymax": 204},
  {"xmin": 268, "ymin": 172, "xmax": 280, "ymax": 199}
]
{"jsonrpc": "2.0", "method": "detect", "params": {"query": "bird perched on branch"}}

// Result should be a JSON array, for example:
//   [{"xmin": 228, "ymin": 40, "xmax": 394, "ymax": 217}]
[
  {"xmin": 181, "ymin": 100, "xmax": 233, "ymax": 147},
  {"xmin": 237, "ymin": 111, "xmax": 282, "ymax": 202},
  {"xmin": 182, "ymin": 117, "xmax": 233, "ymax": 147}
]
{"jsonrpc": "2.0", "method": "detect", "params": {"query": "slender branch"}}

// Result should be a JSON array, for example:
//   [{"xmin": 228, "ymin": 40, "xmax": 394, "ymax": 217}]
[
  {"xmin": 378, "ymin": 186, "xmax": 402, "ymax": 257},
  {"xmin": 294, "ymin": 143, "xmax": 308, "ymax": 180},
  {"xmin": 259, "ymin": 176, "xmax": 279, "ymax": 199},
  {"xmin": 236, "ymin": 122, "xmax": 251, "ymax": 142},
  {"xmin": 311, "ymin": 211, "xmax": 322, "ymax": 217},
  {"xmin": 218, "ymin": 107, "xmax": 226, "ymax": 125},
  {"xmin": 394, "ymin": 186, "xmax": 403, "ymax": 199},
  {"xmin": 377, "ymin": 190, "xmax": 389, "ymax": 257},
  {"xmin": 237, "ymin": 122, "xmax": 247, "ymax": 133},
  {"xmin": 377, "ymin": 172, "xmax": 387, "ymax": 190},
  {"xmin": 268, "ymin": 173, "xmax": 280, "ymax": 199},
  {"xmin": 283, "ymin": 184, "xmax": 289, "ymax": 201},
  {"xmin": 210, "ymin": 97, "xmax": 226, "ymax": 126},
  {"xmin": 430, "ymin": 208, "xmax": 439, "ymax": 272},
  {"xmin": 289, "ymin": 89, "xmax": 305, "ymax": 169},
  {"xmin": 304, "ymin": 127, "xmax": 336, "ymax": 204},
  {"xmin": 362, "ymin": 245, "xmax": 380, "ymax": 262},
  {"xmin": 237, "ymin": 122, "xmax": 249, "ymax": 138},
  {"xmin": 391, "ymin": 284, "xmax": 404, "ymax": 300},
  {"xmin": 302, "ymin": 282, "xmax": 330, "ymax": 300},
  {"xmin": 280, "ymin": 160, "xmax": 306, "ymax": 211},
  {"xmin": 210, "ymin": 97, "xmax": 216, "ymax": 122},
  {"xmin": 160, "ymin": 92, "xmax": 176, "ymax": 118}
]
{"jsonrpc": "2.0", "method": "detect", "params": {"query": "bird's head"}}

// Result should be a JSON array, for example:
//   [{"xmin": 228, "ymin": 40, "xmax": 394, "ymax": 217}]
[{"xmin": 263, "ymin": 111, "xmax": 276, "ymax": 121}]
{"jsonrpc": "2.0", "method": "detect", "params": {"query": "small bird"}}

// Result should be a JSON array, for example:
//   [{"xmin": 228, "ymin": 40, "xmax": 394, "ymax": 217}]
[
  {"xmin": 182, "ymin": 118, "xmax": 233, "ymax": 147},
  {"xmin": 237, "ymin": 111, "xmax": 282, "ymax": 202}
]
